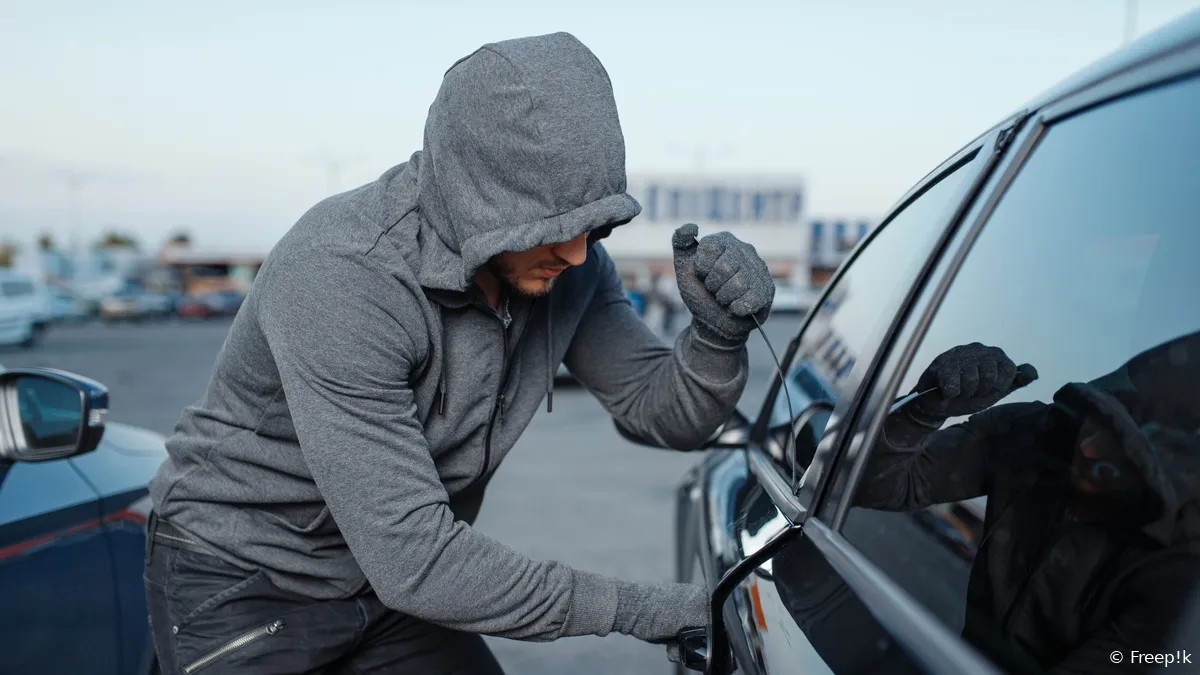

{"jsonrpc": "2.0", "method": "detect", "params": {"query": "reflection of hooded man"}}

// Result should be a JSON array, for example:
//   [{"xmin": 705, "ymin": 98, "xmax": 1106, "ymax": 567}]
[{"xmin": 856, "ymin": 331, "xmax": 1200, "ymax": 674}]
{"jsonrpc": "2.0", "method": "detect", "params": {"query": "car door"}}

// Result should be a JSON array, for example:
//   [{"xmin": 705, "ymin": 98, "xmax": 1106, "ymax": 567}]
[
  {"xmin": 0, "ymin": 458, "xmax": 121, "ymax": 674},
  {"xmin": 710, "ymin": 119, "xmax": 1018, "ymax": 674},
  {"xmin": 726, "ymin": 48, "xmax": 1200, "ymax": 675}
]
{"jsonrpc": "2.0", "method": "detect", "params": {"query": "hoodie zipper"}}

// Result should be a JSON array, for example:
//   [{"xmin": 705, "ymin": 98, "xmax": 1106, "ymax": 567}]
[
  {"xmin": 182, "ymin": 619, "xmax": 285, "ymax": 673},
  {"xmin": 474, "ymin": 310, "xmax": 513, "ymax": 488},
  {"xmin": 999, "ymin": 502, "xmax": 1071, "ymax": 633}
]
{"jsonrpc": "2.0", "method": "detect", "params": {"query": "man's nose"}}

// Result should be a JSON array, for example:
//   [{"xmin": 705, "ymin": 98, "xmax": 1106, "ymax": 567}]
[{"xmin": 553, "ymin": 233, "xmax": 589, "ymax": 267}]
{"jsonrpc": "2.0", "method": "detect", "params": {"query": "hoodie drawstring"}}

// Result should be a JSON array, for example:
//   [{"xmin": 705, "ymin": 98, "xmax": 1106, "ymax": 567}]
[
  {"xmin": 546, "ymin": 301, "xmax": 554, "ymax": 413},
  {"xmin": 437, "ymin": 339, "xmax": 447, "ymax": 415}
]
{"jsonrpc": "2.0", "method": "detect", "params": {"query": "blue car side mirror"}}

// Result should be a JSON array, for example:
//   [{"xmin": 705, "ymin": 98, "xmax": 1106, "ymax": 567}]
[{"xmin": 0, "ymin": 368, "xmax": 108, "ymax": 463}]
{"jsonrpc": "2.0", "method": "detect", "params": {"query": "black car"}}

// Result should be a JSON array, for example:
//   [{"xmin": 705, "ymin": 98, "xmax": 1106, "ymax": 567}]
[{"xmin": 624, "ymin": 11, "xmax": 1200, "ymax": 674}]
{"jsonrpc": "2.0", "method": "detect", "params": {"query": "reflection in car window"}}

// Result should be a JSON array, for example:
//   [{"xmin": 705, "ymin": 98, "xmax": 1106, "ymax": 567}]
[
  {"xmin": 767, "ymin": 154, "xmax": 978, "ymax": 459},
  {"xmin": 843, "ymin": 75, "xmax": 1200, "ymax": 673}
]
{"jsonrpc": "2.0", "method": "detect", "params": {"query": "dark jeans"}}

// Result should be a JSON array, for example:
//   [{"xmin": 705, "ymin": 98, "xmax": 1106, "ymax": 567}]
[{"xmin": 143, "ymin": 525, "xmax": 505, "ymax": 674}]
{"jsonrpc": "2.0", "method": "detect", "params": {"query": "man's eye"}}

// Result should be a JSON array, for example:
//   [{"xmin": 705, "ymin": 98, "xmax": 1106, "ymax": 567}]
[{"xmin": 1090, "ymin": 460, "xmax": 1123, "ymax": 480}]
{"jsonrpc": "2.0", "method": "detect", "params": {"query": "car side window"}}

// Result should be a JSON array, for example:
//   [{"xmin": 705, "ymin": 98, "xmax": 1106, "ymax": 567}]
[
  {"xmin": 840, "ymin": 75, "xmax": 1200, "ymax": 674},
  {"xmin": 765, "ymin": 153, "xmax": 979, "ymax": 467}
]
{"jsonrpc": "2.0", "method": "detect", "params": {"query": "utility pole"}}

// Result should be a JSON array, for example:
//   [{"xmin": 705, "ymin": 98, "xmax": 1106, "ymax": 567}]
[
  {"xmin": 1124, "ymin": 0, "xmax": 1139, "ymax": 45},
  {"xmin": 313, "ymin": 151, "xmax": 361, "ymax": 194},
  {"xmin": 59, "ymin": 170, "xmax": 89, "ymax": 255}
]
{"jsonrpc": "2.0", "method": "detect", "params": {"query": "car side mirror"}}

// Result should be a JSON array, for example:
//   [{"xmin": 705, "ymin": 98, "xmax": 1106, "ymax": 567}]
[
  {"xmin": 613, "ymin": 408, "xmax": 752, "ymax": 450},
  {"xmin": 0, "ymin": 368, "xmax": 108, "ymax": 463},
  {"xmin": 676, "ymin": 627, "xmax": 708, "ymax": 671}
]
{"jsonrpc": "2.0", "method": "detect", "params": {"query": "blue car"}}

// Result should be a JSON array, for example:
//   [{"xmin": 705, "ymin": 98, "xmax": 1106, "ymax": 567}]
[{"xmin": 0, "ymin": 366, "xmax": 167, "ymax": 674}]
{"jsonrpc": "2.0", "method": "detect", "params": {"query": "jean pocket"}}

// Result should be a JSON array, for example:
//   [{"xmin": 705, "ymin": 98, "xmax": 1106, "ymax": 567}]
[{"xmin": 168, "ymin": 549, "xmax": 269, "ymax": 628}]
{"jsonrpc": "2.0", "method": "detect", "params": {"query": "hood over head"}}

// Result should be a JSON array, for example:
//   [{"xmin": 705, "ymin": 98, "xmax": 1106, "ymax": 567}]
[
  {"xmin": 413, "ymin": 31, "xmax": 641, "ymax": 292},
  {"xmin": 1053, "ymin": 330, "xmax": 1200, "ymax": 547}
]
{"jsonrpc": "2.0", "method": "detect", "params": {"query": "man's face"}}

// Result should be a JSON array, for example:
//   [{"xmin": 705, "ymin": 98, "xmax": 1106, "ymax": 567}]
[
  {"xmin": 1068, "ymin": 416, "xmax": 1146, "ymax": 519},
  {"xmin": 487, "ymin": 232, "xmax": 590, "ymax": 297}
]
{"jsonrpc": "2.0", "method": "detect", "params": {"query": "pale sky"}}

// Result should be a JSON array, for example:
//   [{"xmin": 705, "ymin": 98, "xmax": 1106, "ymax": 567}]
[{"xmin": 2, "ymin": 0, "xmax": 1199, "ymax": 253}]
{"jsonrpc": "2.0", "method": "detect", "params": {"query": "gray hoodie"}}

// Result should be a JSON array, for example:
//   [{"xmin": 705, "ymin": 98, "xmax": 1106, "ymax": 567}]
[{"xmin": 148, "ymin": 32, "xmax": 748, "ymax": 641}]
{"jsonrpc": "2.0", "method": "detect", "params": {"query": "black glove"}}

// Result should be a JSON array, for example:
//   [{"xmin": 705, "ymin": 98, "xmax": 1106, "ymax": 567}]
[
  {"xmin": 909, "ymin": 342, "xmax": 1038, "ymax": 425},
  {"xmin": 672, "ymin": 224, "xmax": 775, "ymax": 347}
]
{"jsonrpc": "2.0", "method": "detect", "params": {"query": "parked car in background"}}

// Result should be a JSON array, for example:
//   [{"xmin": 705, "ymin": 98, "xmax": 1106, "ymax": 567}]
[
  {"xmin": 0, "ymin": 270, "xmax": 45, "ymax": 348},
  {"xmin": 39, "ymin": 286, "xmax": 92, "ymax": 324},
  {"xmin": 768, "ymin": 282, "xmax": 815, "ymax": 315},
  {"xmin": 646, "ymin": 14, "xmax": 1200, "ymax": 673},
  {"xmin": 0, "ymin": 365, "xmax": 167, "ymax": 674},
  {"xmin": 176, "ymin": 294, "xmax": 214, "ymax": 319},
  {"xmin": 137, "ymin": 290, "xmax": 174, "ymax": 318},
  {"xmin": 99, "ymin": 284, "xmax": 174, "ymax": 321},
  {"xmin": 176, "ymin": 289, "xmax": 244, "ymax": 319},
  {"xmin": 99, "ymin": 288, "xmax": 142, "ymax": 321},
  {"xmin": 206, "ymin": 289, "xmax": 244, "ymax": 315}
]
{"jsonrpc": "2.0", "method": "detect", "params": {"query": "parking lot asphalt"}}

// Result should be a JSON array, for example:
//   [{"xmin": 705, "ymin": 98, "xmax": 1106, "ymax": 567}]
[{"xmin": 1, "ymin": 312, "xmax": 803, "ymax": 675}]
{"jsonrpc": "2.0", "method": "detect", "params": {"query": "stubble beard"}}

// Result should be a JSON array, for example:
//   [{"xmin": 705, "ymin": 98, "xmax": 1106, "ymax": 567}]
[{"xmin": 487, "ymin": 257, "xmax": 555, "ymax": 298}]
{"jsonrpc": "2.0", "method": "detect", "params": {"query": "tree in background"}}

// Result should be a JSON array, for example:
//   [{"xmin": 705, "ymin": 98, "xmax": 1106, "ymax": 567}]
[
  {"xmin": 96, "ymin": 230, "xmax": 139, "ymax": 250},
  {"xmin": 0, "ymin": 241, "xmax": 18, "ymax": 267},
  {"xmin": 168, "ymin": 230, "xmax": 192, "ymax": 246},
  {"xmin": 38, "ymin": 233, "xmax": 55, "ymax": 250}
]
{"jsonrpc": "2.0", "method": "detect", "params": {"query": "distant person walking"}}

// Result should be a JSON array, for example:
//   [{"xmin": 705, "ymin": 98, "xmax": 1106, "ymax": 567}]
[{"xmin": 143, "ymin": 32, "xmax": 774, "ymax": 674}]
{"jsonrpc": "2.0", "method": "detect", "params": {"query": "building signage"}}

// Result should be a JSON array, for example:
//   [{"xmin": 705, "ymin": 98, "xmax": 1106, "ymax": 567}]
[{"xmin": 627, "ymin": 177, "xmax": 805, "ymax": 225}]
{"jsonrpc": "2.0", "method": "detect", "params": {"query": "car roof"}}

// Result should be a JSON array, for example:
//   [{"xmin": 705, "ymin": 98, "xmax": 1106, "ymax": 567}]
[
  {"xmin": 922, "ymin": 8, "xmax": 1200, "ymax": 195},
  {"xmin": 1015, "ymin": 8, "xmax": 1200, "ymax": 117}
]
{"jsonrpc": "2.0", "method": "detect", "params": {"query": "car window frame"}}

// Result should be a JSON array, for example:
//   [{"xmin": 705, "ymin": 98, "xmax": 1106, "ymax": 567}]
[
  {"xmin": 748, "ymin": 132, "xmax": 994, "ymax": 446},
  {"xmin": 789, "ymin": 116, "xmax": 1028, "ymax": 518},
  {"xmin": 707, "ymin": 118, "xmax": 1027, "ymax": 675}
]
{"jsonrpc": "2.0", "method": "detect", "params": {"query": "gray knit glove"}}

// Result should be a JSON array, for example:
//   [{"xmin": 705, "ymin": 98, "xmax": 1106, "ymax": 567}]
[
  {"xmin": 673, "ymin": 224, "xmax": 775, "ymax": 347},
  {"xmin": 909, "ymin": 342, "xmax": 1038, "ymax": 426},
  {"xmin": 613, "ymin": 580, "xmax": 708, "ymax": 643}
]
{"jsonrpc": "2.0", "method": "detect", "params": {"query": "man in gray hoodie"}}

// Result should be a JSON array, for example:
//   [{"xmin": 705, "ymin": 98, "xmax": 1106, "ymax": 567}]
[{"xmin": 143, "ymin": 31, "xmax": 774, "ymax": 674}]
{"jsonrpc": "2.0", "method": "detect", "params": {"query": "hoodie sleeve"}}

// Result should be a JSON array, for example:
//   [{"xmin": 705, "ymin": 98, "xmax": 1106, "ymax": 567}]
[
  {"xmin": 854, "ymin": 402, "xmax": 1046, "ymax": 511},
  {"xmin": 255, "ymin": 246, "xmax": 623, "ymax": 641},
  {"xmin": 563, "ymin": 246, "xmax": 749, "ymax": 450}
]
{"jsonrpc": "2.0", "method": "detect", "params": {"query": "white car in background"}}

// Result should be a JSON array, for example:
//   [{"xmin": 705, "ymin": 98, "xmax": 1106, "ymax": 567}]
[
  {"xmin": 40, "ymin": 286, "xmax": 92, "ymax": 324},
  {"xmin": 0, "ymin": 270, "xmax": 45, "ymax": 348},
  {"xmin": 770, "ymin": 282, "xmax": 816, "ymax": 315}
]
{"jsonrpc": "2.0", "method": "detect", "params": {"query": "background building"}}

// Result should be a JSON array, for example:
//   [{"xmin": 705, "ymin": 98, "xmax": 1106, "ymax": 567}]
[
  {"xmin": 157, "ymin": 243, "xmax": 266, "ymax": 296},
  {"xmin": 602, "ymin": 174, "xmax": 873, "ymax": 308}
]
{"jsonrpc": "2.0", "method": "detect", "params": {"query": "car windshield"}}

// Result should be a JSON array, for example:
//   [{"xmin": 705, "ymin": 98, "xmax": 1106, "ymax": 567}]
[{"xmin": 1, "ymin": 280, "xmax": 35, "ymax": 298}]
